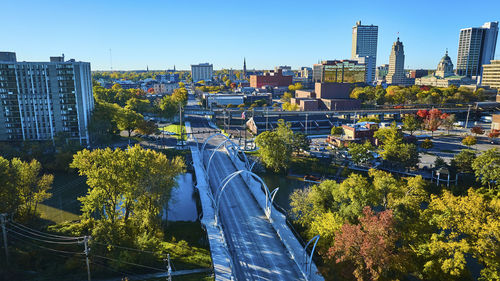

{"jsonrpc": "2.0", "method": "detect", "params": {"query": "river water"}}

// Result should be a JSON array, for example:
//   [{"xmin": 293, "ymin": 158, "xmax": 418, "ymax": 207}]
[
  {"xmin": 259, "ymin": 174, "xmax": 315, "ymax": 212},
  {"xmin": 165, "ymin": 173, "xmax": 198, "ymax": 221}
]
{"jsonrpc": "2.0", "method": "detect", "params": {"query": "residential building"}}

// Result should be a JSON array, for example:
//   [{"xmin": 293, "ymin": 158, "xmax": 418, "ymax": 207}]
[
  {"xmin": 457, "ymin": 22, "xmax": 498, "ymax": 78},
  {"xmin": 481, "ymin": 60, "xmax": 500, "ymax": 89},
  {"xmin": 156, "ymin": 73, "xmax": 179, "ymax": 83},
  {"xmin": 191, "ymin": 63, "xmax": 213, "ymax": 82},
  {"xmin": 386, "ymin": 38, "xmax": 408, "ymax": 85},
  {"xmin": 249, "ymin": 69, "xmax": 293, "ymax": 88},
  {"xmin": 415, "ymin": 50, "xmax": 475, "ymax": 87},
  {"xmin": 153, "ymin": 82, "xmax": 179, "ymax": 94},
  {"xmin": 352, "ymin": 21, "xmax": 378, "ymax": 83},
  {"xmin": 0, "ymin": 52, "xmax": 94, "ymax": 144},
  {"xmin": 312, "ymin": 60, "xmax": 366, "ymax": 83}
]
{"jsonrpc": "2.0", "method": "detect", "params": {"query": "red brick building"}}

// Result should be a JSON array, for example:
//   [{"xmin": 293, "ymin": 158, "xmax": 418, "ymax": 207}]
[{"xmin": 250, "ymin": 69, "xmax": 293, "ymax": 88}]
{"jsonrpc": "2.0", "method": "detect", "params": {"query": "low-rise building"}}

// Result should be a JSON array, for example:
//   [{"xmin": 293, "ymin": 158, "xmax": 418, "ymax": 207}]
[
  {"xmin": 204, "ymin": 93, "xmax": 244, "ymax": 107},
  {"xmin": 250, "ymin": 69, "xmax": 293, "ymax": 88},
  {"xmin": 153, "ymin": 82, "xmax": 179, "ymax": 94},
  {"xmin": 246, "ymin": 115, "xmax": 335, "ymax": 135},
  {"xmin": 327, "ymin": 122, "xmax": 379, "ymax": 147},
  {"xmin": 290, "ymin": 82, "xmax": 361, "ymax": 111}
]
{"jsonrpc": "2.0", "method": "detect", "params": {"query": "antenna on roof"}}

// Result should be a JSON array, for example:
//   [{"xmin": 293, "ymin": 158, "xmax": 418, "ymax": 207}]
[{"xmin": 109, "ymin": 48, "xmax": 113, "ymax": 71}]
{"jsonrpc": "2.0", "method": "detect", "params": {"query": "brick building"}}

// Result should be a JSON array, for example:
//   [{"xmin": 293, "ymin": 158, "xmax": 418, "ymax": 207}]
[{"xmin": 250, "ymin": 69, "xmax": 293, "ymax": 88}]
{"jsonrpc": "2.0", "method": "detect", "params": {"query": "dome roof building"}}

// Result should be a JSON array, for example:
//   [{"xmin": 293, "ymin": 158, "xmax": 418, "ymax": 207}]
[{"xmin": 435, "ymin": 50, "xmax": 455, "ymax": 78}]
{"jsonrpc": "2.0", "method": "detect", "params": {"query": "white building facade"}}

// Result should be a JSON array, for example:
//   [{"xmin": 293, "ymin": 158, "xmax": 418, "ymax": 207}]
[
  {"xmin": 191, "ymin": 63, "xmax": 213, "ymax": 82},
  {"xmin": 0, "ymin": 53, "xmax": 94, "ymax": 144}
]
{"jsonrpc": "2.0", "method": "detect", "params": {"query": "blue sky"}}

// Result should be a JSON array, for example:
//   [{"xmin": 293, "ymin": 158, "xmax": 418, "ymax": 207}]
[{"xmin": 3, "ymin": 0, "xmax": 499, "ymax": 71}]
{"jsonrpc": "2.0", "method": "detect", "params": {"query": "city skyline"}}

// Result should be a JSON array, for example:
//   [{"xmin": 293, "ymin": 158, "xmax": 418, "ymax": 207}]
[{"xmin": 2, "ymin": 0, "xmax": 500, "ymax": 71}]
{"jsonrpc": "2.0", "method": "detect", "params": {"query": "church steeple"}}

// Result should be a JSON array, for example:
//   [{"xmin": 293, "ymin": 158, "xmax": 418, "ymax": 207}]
[{"xmin": 243, "ymin": 57, "xmax": 247, "ymax": 79}]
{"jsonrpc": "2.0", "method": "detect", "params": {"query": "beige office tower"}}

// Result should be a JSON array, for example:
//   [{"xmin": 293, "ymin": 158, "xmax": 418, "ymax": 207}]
[{"xmin": 386, "ymin": 38, "xmax": 407, "ymax": 85}]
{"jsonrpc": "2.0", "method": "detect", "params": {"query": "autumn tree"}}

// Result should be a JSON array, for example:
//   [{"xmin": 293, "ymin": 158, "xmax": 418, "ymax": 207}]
[
  {"xmin": 470, "ymin": 126, "xmax": 484, "ymax": 136},
  {"xmin": 329, "ymin": 207, "xmax": 399, "ymax": 281},
  {"xmin": 419, "ymin": 189, "xmax": 500, "ymax": 280},
  {"xmin": 461, "ymin": 135, "xmax": 477, "ymax": 148},
  {"xmin": 418, "ymin": 109, "xmax": 448, "ymax": 136}
]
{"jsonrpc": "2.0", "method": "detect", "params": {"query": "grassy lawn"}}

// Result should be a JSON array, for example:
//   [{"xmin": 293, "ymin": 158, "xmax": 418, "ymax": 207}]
[
  {"xmin": 39, "ymin": 172, "xmax": 89, "ymax": 223},
  {"xmin": 161, "ymin": 124, "xmax": 187, "ymax": 140}
]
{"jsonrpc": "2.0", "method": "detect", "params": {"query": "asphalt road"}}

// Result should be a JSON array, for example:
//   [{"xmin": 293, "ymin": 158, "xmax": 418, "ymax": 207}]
[{"xmin": 189, "ymin": 116, "xmax": 305, "ymax": 281}]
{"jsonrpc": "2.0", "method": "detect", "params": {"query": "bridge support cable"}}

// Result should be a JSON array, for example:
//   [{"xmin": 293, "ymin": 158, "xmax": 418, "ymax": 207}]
[
  {"xmin": 303, "ymin": 235, "xmax": 320, "ymax": 279},
  {"xmin": 213, "ymin": 170, "xmax": 275, "ymax": 225}
]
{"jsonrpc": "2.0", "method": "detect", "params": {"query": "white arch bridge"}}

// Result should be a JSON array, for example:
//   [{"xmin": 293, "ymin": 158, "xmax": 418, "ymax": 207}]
[{"xmin": 194, "ymin": 132, "xmax": 323, "ymax": 281}]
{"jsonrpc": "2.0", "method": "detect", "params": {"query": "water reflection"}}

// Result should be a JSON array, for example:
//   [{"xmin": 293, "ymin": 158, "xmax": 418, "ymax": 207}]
[
  {"xmin": 260, "ymin": 174, "xmax": 313, "ymax": 211},
  {"xmin": 165, "ymin": 173, "xmax": 198, "ymax": 221}
]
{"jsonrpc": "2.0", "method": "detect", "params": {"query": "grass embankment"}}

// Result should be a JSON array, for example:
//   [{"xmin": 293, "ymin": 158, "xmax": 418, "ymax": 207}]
[
  {"xmin": 289, "ymin": 156, "xmax": 339, "ymax": 176},
  {"xmin": 161, "ymin": 124, "xmax": 187, "ymax": 140}
]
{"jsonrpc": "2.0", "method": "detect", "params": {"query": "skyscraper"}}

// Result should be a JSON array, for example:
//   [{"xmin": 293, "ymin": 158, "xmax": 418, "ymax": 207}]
[
  {"xmin": 456, "ymin": 21, "xmax": 498, "ymax": 78},
  {"xmin": 0, "ymin": 52, "xmax": 94, "ymax": 143},
  {"xmin": 351, "ymin": 21, "xmax": 378, "ymax": 83},
  {"xmin": 386, "ymin": 38, "xmax": 407, "ymax": 85}
]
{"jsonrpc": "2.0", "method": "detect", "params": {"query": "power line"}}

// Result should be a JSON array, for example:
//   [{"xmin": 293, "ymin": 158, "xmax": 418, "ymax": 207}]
[
  {"xmin": 8, "ymin": 222, "xmax": 84, "ymax": 241},
  {"xmin": 90, "ymin": 260, "xmax": 143, "ymax": 281},
  {"xmin": 9, "ymin": 221, "xmax": 85, "ymax": 239},
  {"xmin": 93, "ymin": 254, "xmax": 167, "ymax": 272},
  {"xmin": 6, "ymin": 228, "xmax": 81, "ymax": 245},
  {"xmin": 91, "ymin": 241, "xmax": 159, "ymax": 255},
  {"xmin": 7, "ymin": 233, "xmax": 84, "ymax": 255}
]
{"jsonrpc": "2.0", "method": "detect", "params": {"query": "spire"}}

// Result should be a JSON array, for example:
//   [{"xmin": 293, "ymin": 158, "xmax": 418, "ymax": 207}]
[
  {"xmin": 243, "ymin": 57, "xmax": 247, "ymax": 78},
  {"xmin": 445, "ymin": 48, "xmax": 448, "ymax": 56},
  {"xmin": 174, "ymin": 65, "xmax": 176, "ymax": 71}
]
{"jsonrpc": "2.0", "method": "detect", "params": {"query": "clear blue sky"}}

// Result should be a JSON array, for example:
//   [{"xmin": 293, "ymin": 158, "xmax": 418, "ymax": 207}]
[{"xmin": 3, "ymin": 0, "xmax": 499, "ymax": 71}]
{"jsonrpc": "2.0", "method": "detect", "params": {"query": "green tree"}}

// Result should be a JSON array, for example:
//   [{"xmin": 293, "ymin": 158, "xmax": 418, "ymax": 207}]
[
  {"xmin": 402, "ymin": 114, "xmax": 421, "ymax": 136},
  {"xmin": 136, "ymin": 119, "xmax": 158, "ymax": 135},
  {"xmin": 375, "ymin": 124, "xmax": 419, "ymax": 169},
  {"xmin": 451, "ymin": 149, "xmax": 476, "ymax": 174},
  {"xmin": 125, "ymin": 97, "xmax": 151, "ymax": 113},
  {"xmin": 71, "ymin": 145, "xmax": 185, "ymax": 225},
  {"xmin": 348, "ymin": 141, "xmax": 375, "ymax": 165},
  {"xmin": 0, "ymin": 157, "xmax": 53, "ymax": 218},
  {"xmin": 115, "ymin": 108, "xmax": 144, "ymax": 138},
  {"xmin": 291, "ymin": 133, "xmax": 310, "ymax": 154},
  {"xmin": 442, "ymin": 114, "xmax": 456, "ymax": 134},
  {"xmin": 255, "ymin": 130, "xmax": 291, "ymax": 172},
  {"xmin": 331, "ymin": 126, "xmax": 343, "ymax": 136},
  {"xmin": 255, "ymin": 119, "xmax": 294, "ymax": 172},
  {"xmin": 472, "ymin": 148, "xmax": 500, "ymax": 192},
  {"xmin": 421, "ymin": 139, "xmax": 433, "ymax": 149}
]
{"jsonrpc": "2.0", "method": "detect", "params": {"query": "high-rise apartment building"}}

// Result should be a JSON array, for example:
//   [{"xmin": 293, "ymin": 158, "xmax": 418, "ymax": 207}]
[
  {"xmin": 457, "ymin": 22, "xmax": 498, "ymax": 78},
  {"xmin": 351, "ymin": 21, "xmax": 378, "ymax": 83},
  {"xmin": 191, "ymin": 63, "xmax": 213, "ymax": 82},
  {"xmin": 481, "ymin": 60, "xmax": 500, "ymax": 89},
  {"xmin": 386, "ymin": 38, "xmax": 407, "ymax": 85},
  {"xmin": 0, "ymin": 52, "xmax": 94, "ymax": 144}
]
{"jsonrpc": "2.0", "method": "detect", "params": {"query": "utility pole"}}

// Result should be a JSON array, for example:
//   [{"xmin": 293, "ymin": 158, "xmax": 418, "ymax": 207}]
[
  {"xmin": 465, "ymin": 104, "xmax": 472, "ymax": 129},
  {"xmin": 305, "ymin": 114, "xmax": 308, "ymax": 135},
  {"xmin": 179, "ymin": 102, "xmax": 183, "ymax": 147},
  {"xmin": 164, "ymin": 254, "xmax": 172, "ymax": 281},
  {"xmin": 0, "ymin": 214, "xmax": 8, "ymax": 265},
  {"xmin": 84, "ymin": 236, "xmax": 91, "ymax": 281}
]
